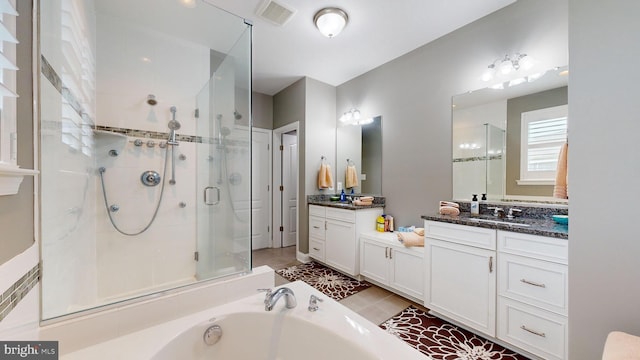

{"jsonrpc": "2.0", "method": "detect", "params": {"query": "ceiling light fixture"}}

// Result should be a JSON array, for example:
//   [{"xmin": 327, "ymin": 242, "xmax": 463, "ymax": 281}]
[
  {"xmin": 481, "ymin": 53, "xmax": 534, "ymax": 82},
  {"xmin": 314, "ymin": 7, "xmax": 348, "ymax": 38}
]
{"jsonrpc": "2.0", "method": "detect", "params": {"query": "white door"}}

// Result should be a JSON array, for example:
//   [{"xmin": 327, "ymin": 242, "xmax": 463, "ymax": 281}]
[
  {"xmin": 282, "ymin": 132, "xmax": 297, "ymax": 247},
  {"xmin": 251, "ymin": 129, "xmax": 271, "ymax": 250}
]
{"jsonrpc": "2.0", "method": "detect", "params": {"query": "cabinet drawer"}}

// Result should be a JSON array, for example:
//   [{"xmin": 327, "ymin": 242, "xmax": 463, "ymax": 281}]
[
  {"xmin": 498, "ymin": 253, "xmax": 568, "ymax": 315},
  {"xmin": 425, "ymin": 220, "xmax": 496, "ymax": 250},
  {"xmin": 498, "ymin": 231, "xmax": 568, "ymax": 264},
  {"xmin": 309, "ymin": 216, "xmax": 325, "ymax": 239},
  {"xmin": 309, "ymin": 239, "xmax": 325, "ymax": 261},
  {"xmin": 309, "ymin": 205, "xmax": 326, "ymax": 217},
  {"xmin": 326, "ymin": 207, "xmax": 356, "ymax": 223},
  {"xmin": 498, "ymin": 297, "xmax": 567, "ymax": 360}
]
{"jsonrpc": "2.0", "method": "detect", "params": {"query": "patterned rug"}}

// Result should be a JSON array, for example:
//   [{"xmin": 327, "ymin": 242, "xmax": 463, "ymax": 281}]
[
  {"xmin": 276, "ymin": 262, "xmax": 370, "ymax": 301},
  {"xmin": 380, "ymin": 306, "xmax": 530, "ymax": 360}
]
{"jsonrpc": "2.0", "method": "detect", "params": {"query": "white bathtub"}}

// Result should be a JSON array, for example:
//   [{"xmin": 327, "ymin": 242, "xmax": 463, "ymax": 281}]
[{"xmin": 62, "ymin": 281, "xmax": 428, "ymax": 359}]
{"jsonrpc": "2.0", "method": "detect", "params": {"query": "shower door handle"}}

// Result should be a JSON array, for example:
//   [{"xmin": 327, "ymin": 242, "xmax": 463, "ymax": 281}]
[{"xmin": 204, "ymin": 186, "xmax": 220, "ymax": 205}]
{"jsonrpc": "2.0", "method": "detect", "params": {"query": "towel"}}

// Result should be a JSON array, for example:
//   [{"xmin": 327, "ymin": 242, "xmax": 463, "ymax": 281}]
[
  {"xmin": 397, "ymin": 232, "xmax": 424, "ymax": 247},
  {"xmin": 413, "ymin": 228, "xmax": 424, "ymax": 236},
  {"xmin": 353, "ymin": 199, "xmax": 373, "ymax": 206},
  {"xmin": 553, "ymin": 143, "xmax": 568, "ymax": 199},
  {"xmin": 317, "ymin": 163, "xmax": 334, "ymax": 189},
  {"xmin": 439, "ymin": 206, "xmax": 460, "ymax": 216},
  {"xmin": 345, "ymin": 165, "xmax": 359, "ymax": 189},
  {"xmin": 439, "ymin": 201, "xmax": 459, "ymax": 208}
]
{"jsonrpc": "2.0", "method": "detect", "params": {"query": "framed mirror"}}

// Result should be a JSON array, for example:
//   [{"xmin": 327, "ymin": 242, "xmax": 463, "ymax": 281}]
[
  {"xmin": 336, "ymin": 115, "xmax": 382, "ymax": 195},
  {"xmin": 452, "ymin": 66, "xmax": 568, "ymax": 203}
]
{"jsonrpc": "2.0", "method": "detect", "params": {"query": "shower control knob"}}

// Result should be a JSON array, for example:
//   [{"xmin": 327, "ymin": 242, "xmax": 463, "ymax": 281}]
[
  {"xmin": 133, "ymin": 139, "xmax": 143, "ymax": 146},
  {"xmin": 159, "ymin": 142, "xmax": 167, "ymax": 149},
  {"xmin": 109, "ymin": 149, "xmax": 119, "ymax": 157},
  {"xmin": 147, "ymin": 140, "xmax": 156, "ymax": 148},
  {"xmin": 109, "ymin": 205, "xmax": 119, "ymax": 212},
  {"xmin": 179, "ymin": 154, "xmax": 187, "ymax": 161},
  {"xmin": 141, "ymin": 170, "xmax": 161, "ymax": 186},
  {"xmin": 179, "ymin": 202, "xmax": 187, "ymax": 208}
]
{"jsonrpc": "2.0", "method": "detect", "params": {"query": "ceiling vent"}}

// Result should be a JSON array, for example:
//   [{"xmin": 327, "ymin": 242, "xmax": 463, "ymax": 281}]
[{"xmin": 256, "ymin": 0, "xmax": 296, "ymax": 26}]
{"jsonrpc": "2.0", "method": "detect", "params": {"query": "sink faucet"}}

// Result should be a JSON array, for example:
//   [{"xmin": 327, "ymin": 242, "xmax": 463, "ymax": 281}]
[
  {"xmin": 507, "ymin": 208, "xmax": 522, "ymax": 219},
  {"xmin": 488, "ymin": 207, "xmax": 505, "ymax": 218},
  {"xmin": 259, "ymin": 287, "xmax": 297, "ymax": 311}
]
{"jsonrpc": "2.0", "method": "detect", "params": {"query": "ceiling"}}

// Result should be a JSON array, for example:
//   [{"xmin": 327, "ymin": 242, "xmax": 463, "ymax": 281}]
[{"xmin": 201, "ymin": 0, "xmax": 516, "ymax": 95}]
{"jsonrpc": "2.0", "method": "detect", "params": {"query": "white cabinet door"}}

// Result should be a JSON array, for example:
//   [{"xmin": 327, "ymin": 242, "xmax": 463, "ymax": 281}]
[
  {"xmin": 427, "ymin": 238, "xmax": 496, "ymax": 337},
  {"xmin": 325, "ymin": 219, "xmax": 357, "ymax": 275},
  {"xmin": 389, "ymin": 247, "xmax": 424, "ymax": 299},
  {"xmin": 360, "ymin": 239, "xmax": 389, "ymax": 284}
]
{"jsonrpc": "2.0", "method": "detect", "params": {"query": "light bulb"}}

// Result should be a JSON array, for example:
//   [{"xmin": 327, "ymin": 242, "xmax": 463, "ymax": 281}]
[
  {"xmin": 499, "ymin": 58, "xmax": 513, "ymax": 75},
  {"xmin": 352, "ymin": 109, "xmax": 361, "ymax": 120},
  {"xmin": 481, "ymin": 64, "xmax": 495, "ymax": 82},
  {"xmin": 519, "ymin": 54, "xmax": 534, "ymax": 70}
]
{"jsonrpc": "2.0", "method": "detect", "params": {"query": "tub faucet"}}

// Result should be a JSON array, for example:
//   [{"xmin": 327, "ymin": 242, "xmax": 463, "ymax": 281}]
[{"xmin": 259, "ymin": 287, "xmax": 297, "ymax": 311}]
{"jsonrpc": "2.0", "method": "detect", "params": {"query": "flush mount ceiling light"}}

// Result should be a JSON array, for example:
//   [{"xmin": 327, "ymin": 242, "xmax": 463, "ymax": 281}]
[
  {"xmin": 481, "ymin": 53, "xmax": 534, "ymax": 82},
  {"xmin": 314, "ymin": 7, "xmax": 348, "ymax": 38}
]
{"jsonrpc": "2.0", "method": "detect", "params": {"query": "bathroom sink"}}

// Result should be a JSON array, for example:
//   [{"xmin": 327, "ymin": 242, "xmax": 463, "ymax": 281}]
[{"xmin": 467, "ymin": 218, "xmax": 531, "ymax": 228}]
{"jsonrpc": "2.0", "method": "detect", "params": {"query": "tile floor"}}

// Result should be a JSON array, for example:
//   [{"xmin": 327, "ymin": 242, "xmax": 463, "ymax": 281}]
[{"xmin": 251, "ymin": 246, "xmax": 427, "ymax": 325}]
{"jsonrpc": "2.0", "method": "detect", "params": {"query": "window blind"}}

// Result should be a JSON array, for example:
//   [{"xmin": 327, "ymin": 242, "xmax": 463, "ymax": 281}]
[{"xmin": 0, "ymin": 0, "xmax": 18, "ymax": 98}]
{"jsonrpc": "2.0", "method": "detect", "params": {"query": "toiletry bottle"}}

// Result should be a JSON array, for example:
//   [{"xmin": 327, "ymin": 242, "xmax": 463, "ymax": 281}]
[
  {"xmin": 481, "ymin": 193, "xmax": 487, "ymax": 201},
  {"xmin": 340, "ymin": 189, "xmax": 346, "ymax": 202},
  {"xmin": 471, "ymin": 194, "xmax": 479, "ymax": 215},
  {"xmin": 376, "ymin": 215, "xmax": 385, "ymax": 232}
]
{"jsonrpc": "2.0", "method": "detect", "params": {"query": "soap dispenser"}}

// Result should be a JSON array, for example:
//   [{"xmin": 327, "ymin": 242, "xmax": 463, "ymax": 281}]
[
  {"xmin": 471, "ymin": 194, "xmax": 479, "ymax": 215},
  {"xmin": 340, "ymin": 189, "xmax": 346, "ymax": 202}
]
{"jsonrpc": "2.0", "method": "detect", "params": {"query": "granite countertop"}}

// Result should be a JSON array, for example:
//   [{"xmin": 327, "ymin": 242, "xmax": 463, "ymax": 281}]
[
  {"xmin": 308, "ymin": 200, "xmax": 385, "ymax": 210},
  {"xmin": 421, "ymin": 212, "xmax": 568, "ymax": 239}
]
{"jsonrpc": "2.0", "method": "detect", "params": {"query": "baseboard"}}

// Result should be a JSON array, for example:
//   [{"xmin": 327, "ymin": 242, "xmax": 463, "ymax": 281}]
[{"xmin": 296, "ymin": 251, "xmax": 311, "ymax": 263}]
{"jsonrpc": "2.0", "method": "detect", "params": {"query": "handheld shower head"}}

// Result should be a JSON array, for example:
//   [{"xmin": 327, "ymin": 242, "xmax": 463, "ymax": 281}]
[{"xmin": 167, "ymin": 107, "xmax": 181, "ymax": 145}]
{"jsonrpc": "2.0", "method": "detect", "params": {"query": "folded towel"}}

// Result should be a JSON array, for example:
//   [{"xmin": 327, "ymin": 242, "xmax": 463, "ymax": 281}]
[
  {"xmin": 345, "ymin": 165, "xmax": 359, "ymax": 189},
  {"xmin": 360, "ymin": 196, "xmax": 374, "ymax": 202},
  {"xmin": 439, "ymin": 206, "xmax": 460, "ymax": 216},
  {"xmin": 353, "ymin": 199, "xmax": 373, "ymax": 206},
  {"xmin": 553, "ymin": 143, "xmax": 568, "ymax": 199},
  {"xmin": 397, "ymin": 232, "xmax": 424, "ymax": 247},
  {"xmin": 439, "ymin": 201, "xmax": 459, "ymax": 208},
  {"xmin": 413, "ymin": 228, "xmax": 424, "ymax": 236},
  {"xmin": 317, "ymin": 163, "xmax": 334, "ymax": 189}
]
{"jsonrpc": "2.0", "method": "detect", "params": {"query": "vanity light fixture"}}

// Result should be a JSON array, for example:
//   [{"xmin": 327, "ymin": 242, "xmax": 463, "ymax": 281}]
[
  {"xmin": 340, "ymin": 108, "xmax": 361, "ymax": 123},
  {"xmin": 482, "ymin": 53, "xmax": 534, "ymax": 82},
  {"xmin": 314, "ymin": 7, "xmax": 348, "ymax": 38}
]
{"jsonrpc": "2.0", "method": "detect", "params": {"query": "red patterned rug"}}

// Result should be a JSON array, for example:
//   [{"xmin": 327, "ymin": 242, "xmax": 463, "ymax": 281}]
[
  {"xmin": 380, "ymin": 306, "xmax": 530, "ymax": 360},
  {"xmin": 276, "ymin": 262, "xmax": 370, "ymax": 301}
]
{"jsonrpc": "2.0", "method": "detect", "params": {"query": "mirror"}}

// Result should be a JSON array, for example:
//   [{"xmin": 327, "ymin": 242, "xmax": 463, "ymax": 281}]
[
  {"xmin": 452, "ymin": 66, "xmax": 568, "ymax": 202},
  {"xmin": 336, "ymin": 116, "xmax": 382, "ymax": 195}
]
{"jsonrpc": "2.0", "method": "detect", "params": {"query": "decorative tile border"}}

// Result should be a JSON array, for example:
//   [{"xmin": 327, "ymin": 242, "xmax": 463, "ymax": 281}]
[
  {"xmin": 0, "ymin": 264, "xmax": 40, "ymax": 322},
  {"xmin": 94, "ymin": 125, "xmax": 249, "ymax": 146},
  {"xmin": 453, "ymin": 155, "xmax": 503, "ymax": 163}
]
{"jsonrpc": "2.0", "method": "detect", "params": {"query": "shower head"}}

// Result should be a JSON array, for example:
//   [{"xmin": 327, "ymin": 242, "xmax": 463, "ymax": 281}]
[
  {"xmin": 233, "ymin": 110, "xmax": 242, "ymax": 120},
  {"xmin": 167, "ymin": 120, "xmax": 181, "ymax": 145},
  {"xmin": 147, "ymin": 94, "xmax": 157, "ymax": 105}
]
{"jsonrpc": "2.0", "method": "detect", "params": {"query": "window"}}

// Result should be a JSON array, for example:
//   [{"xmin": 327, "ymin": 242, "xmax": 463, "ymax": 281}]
[
  {"xmin": 0, "ymin": 0, "xmax": 37, "ymax": 195},
  {"xmin": 518, "ymin": 104, "xmax": 568, "ymax": 185}
]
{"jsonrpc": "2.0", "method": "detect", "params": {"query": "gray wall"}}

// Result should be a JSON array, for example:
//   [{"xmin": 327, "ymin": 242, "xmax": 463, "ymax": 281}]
[
  {"xmin": 251, "ymin": 91, "xmax": 273, "ymax": 129},
  {"xmin": 0, "ymin": 0, "xmax": 34, "ymax": 265},
  {"xmin": 569, "ymin": 0, "xmax": 640, "ymax": 358},
  {"xmin": 505, "ymin": 86, "xmax": 568, "ymax": 197},
  {"xmin": 336, "ymin": 0, "xmax": 568, "ymax": 227}
]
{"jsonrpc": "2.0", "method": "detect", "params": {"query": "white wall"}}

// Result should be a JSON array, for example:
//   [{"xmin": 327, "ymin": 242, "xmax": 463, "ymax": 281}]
[
  {"xmin": 568, "ymin": 0, "xmax": 640, "ymax": 358},
  {"xmin": 336, "ymin": 0, "xmax": 568, "ymax": 227}
]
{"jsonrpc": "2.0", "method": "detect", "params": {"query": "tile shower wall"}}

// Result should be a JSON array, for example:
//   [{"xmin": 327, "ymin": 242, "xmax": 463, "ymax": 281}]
[
  {"xmin": 92, "ymin": 12, "xmax": 210, "ymax": 297},
  {"xmin": 40, "ymin": 0, "xmax": 99, "ymax": 319}
]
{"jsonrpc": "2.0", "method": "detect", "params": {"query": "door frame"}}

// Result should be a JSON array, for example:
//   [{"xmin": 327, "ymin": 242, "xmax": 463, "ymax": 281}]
[{"xmin": 272, "ymin": 122, "xmax": 299, "ymax": 251}]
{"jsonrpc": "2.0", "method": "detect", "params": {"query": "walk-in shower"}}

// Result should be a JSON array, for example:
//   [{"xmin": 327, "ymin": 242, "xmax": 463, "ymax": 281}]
[{"xmin": 39, "ymin": 0, "xmax": 252, "ymax": 320}]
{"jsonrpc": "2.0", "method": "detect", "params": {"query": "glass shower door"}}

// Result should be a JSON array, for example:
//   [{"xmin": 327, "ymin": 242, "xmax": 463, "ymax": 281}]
[{"xmin": 195, "ymin": 26, "xmax": 252, "ymax": 280}]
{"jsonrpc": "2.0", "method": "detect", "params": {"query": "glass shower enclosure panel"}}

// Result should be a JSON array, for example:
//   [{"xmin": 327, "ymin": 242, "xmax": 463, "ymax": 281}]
[{"xmin": 195, "ymin": 26, "xmax": 252, "ymax": 280}]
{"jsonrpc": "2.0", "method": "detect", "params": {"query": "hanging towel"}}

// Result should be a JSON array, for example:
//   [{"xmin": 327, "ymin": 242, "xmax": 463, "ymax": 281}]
[
  {"xmin": 345, "ymin": 165, "xmax": 359, "ymax": 189},
  {"xmin": 553, "ymin": 143, "xmax": 568, "ymax": 199},
  {"xmin": 317, "ymin": 163, "xmax": 334, "ymax": 189}
]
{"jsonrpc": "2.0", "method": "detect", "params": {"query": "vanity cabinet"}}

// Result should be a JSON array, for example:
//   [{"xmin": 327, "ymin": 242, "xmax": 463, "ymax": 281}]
[
  {"xmin": 424, "ymin": 221, "xmax": 497, "ymax": 337},
  {"xmin": 359, "ymin": 231, "xmax": 424, "ymax": 301},
  {"xmin": 308, "ymin": 204, "xmax": 382, "ymax": 277},
  {"xmin": 497, "ymin": 231, "xmax": 568, "ymax": 360}
]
